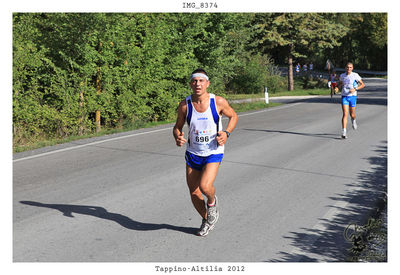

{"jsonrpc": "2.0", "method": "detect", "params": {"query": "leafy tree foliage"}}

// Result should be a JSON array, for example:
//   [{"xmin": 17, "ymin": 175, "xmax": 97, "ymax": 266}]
[{"xmin": 321, "ymin": 13, "xmax": 387, "ymax": 71}]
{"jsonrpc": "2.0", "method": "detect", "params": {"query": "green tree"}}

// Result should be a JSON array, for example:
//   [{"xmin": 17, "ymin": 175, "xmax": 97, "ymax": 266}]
[
  {"xmin": 13, "ymin": 13, "xmax": 72, "ymax": 143},
  {"xmin": 190, "ymin": 13, "xmax": 255, "ymax": 94},
  {"xmin": 359, "ymin": 13, "xmax": 387, "ymax": 70},
  {"xmin": 317, "ymin": 13, "xmax": 387, "ymax": 71},
  {"xmin": 253, "ymin": 13, "xmax": 348, "ymax": 91}
]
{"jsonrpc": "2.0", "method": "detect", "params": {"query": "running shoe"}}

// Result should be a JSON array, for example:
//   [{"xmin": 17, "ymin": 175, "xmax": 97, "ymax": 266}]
[
  {"xmin": 352, "ymin": 119, "xmax": 358, "ymax": 130},
  {"xmin": 341, "ymin": 129, "xmax": 347, "ymax": 139},
  {"xmin": 207, "ymin": 195, "xmax": 219, "ymax": 226},
  {"xmin": 197, "ymin": 219, "xmax": 214, "ymax": 237}
]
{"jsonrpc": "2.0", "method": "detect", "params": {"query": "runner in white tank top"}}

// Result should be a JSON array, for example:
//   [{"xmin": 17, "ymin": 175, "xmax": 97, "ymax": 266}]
[
  {"xmin": 185, "ymin": 93, "xmax": 224, "ymax": 157},
  {"xmin": 173, "ymin": 69, "xmax": 238, "ymax": 236}
]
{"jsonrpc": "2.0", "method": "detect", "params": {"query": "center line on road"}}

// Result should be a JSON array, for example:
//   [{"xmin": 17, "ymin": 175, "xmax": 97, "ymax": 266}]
[{"xmin": 13, "ymin": 102, "xmax": 303, "ymax": 163}]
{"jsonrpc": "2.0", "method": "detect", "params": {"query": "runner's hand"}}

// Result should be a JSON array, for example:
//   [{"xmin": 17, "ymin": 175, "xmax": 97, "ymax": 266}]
[
  {"xmin": 216, "ymin": 131, "xmax": 227, "ymax": 146},
  {"xmin": 176, "ymin": 132, "xmax": 187, "ymax": 147}
]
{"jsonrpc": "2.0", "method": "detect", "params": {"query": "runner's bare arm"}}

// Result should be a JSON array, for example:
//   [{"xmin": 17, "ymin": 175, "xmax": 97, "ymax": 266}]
[
  {"xmin": 350, "ymin": 79, "xmax": 365, "ymax": 93},
  {"xmin": 215, "ymin": 96, "xmax": 238, "ymax": 146},
  {"xmin": 173, "ymin": 100, "xmax": 188, "ymax": 147}
]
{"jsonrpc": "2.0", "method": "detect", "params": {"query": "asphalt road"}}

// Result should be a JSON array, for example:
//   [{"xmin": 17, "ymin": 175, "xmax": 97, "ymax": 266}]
[{"xmin": 13, "ymin": 78, "xmax": 387, "ymax": 262}]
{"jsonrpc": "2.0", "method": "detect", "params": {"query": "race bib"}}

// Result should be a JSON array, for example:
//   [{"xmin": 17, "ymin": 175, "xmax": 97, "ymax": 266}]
[{"xmin": 191, "ymin": 129, "xmax": 217, "ymax": 150}]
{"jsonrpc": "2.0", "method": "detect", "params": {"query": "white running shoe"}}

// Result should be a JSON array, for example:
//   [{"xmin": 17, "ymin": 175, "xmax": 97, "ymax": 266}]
[
  {"xmin": 207, "ymin": 196, "xmax": 219, "ymax": 226},
  {"xmin": 197, "ymin": 219, "xmax": 214, "ymax": 237},
  {"xmin": 341, "ymin": 129, "xmax": 347, "ymax": 139},
  {"xmin": 352, "ymin": 119, "xmax": 358, "ymax": 130}
]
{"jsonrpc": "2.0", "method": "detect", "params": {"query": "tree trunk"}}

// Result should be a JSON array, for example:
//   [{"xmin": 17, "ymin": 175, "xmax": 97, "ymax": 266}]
[{"xmin": 288, "ymin": 52, "xmax": 294, "ymax": 91}]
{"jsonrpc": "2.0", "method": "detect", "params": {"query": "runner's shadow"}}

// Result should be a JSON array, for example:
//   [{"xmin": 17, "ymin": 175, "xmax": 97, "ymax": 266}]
[
  {"xmin": 20, "ymin": 201, "xmax": 197, "ymax": 235},
  {"xmin": 243, "ymin": 128, "xmax": 341, "ymax": 140}
]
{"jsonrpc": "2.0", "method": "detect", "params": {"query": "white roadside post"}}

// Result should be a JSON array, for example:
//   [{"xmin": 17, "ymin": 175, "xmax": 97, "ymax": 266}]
[{"xmin": 264, "ymin": 87, "xmax": 269, "ymax": 104}]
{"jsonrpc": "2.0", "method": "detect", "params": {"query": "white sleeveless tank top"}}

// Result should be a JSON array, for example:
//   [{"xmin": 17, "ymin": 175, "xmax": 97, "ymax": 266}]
[{"xmin": 186, "ymin": 93, "xmax": 224, "ymax": 156}]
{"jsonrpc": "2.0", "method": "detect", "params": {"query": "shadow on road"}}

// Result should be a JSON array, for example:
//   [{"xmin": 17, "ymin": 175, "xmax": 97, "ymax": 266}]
[
  {"xmin": 243, "ymin": 128, "xmax": 342, "ymax": 140},
  {"xmin": 19, "ymin": 201, "xmax": 198, "ymax": 235},
  {"xmin": 267, "ymin": 141, "xmax": 387, "ymax": 262}
]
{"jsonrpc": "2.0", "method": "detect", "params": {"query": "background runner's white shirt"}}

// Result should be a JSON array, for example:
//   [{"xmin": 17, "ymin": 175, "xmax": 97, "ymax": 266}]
[
  {"xmin": 340, "ymin": 72, "xmax": 362, "ymax": 97},
  {"xmin": 186, "ymin": 93, "xmax": 224, "ymax": 157}
]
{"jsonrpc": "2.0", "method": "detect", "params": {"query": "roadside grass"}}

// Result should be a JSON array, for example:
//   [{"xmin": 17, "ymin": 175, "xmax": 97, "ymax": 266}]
[
  {"xmin": 272, "ymin": 88, "xmax": 330, "ymax": 97},
  {"xmin": 226, "ymin": 77, "xmax": 331, "ymax": 100},
  {"xmin": 230, "ymin": 101, "xmax": 282, "ymax": 112},
  {"xmin": 225, "ymin": 88, "xmax": 330, "ymax": 101}
]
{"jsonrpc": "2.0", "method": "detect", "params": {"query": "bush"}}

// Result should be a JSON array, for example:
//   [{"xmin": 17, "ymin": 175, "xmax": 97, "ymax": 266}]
[
  {"xmin": 227, "ymin": 54, "xmax": 284, "ymax": 94},
  {"xmin": 265, "ymin": 75, "xmax": 286, "ymax": 93},
  {"xmin": 299, "ymin": 74, "xmax": 329, "ymax": 89}
]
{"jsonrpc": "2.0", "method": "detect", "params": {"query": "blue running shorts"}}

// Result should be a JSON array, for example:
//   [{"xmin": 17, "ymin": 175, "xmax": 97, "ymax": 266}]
[
  {"xmin": 342, "ymin": 95, "xmax": 357, "ymax": 107},
  {"xmin": 185, "ymin": 151, "xmax": 224, "ymax": 171}
]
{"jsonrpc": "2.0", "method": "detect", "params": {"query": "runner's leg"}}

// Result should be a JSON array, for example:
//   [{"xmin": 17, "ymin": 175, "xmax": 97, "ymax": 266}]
[
  {"xmin": 186, "ymin": 165, "xmax": 207, "ymax": 219},
  {"xmin": 349, "ymin": 106, "xmax": 356, "ymax": 121},
  {"xmin": 199, "ymin": 162, "xmax": 220, "ymax": 205},
  {"xmin": 342, "ymin": 104, "xmax": 349, "ymax": 129}
]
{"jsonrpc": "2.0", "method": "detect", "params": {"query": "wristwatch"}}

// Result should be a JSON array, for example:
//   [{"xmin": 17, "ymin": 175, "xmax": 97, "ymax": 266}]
[{"xmin": 223, "ymin": 130, "xmax": 231, "ymax": 138}]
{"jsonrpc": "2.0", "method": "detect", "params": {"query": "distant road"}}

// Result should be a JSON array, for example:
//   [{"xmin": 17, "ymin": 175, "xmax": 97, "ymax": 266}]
[
  {"xmin": 14, "ymin": 78, "xmax": 387, "ymax": 262},
  {"xmin": 278, "ymin": 66, "xmax": 387, "ymax": 78}
]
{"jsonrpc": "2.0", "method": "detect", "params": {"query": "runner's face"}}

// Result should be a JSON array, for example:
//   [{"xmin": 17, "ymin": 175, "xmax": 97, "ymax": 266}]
[
  {"xmin": 190, "ymin": 77, "xmax": 209, "ymax": 96},
  {"xmin": 346, "ymin": 64, "xmax": 353, "ymax": 74}
]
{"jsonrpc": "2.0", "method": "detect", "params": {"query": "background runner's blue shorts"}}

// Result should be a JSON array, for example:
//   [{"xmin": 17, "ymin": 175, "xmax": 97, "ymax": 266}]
[
  {"xmin": 185, "ymin": 151, "xmax": 224, "ymax": 171},
  {"xmin": 342, "ymin": 96, "xmax": 357, "ymax": 107}
]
